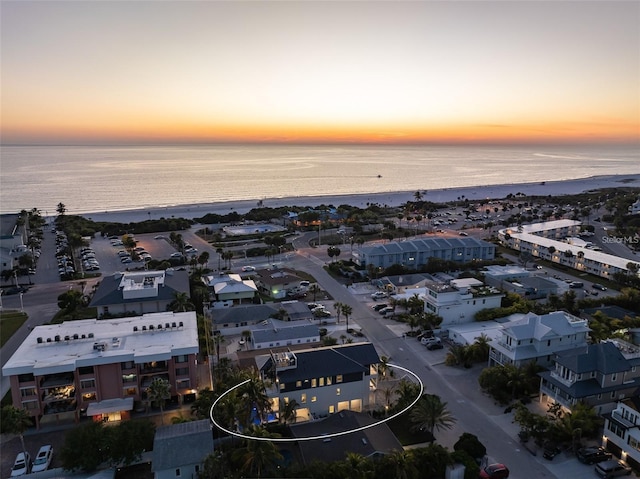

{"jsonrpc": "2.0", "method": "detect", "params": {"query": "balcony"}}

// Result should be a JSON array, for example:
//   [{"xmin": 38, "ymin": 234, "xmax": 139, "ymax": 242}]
[{"xmin": 550, "ymin": 371, "xmax": 576, "ymax": 387}]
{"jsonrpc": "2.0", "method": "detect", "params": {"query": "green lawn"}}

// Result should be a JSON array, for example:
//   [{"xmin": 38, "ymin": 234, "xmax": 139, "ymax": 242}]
[{"xmin": 0, "ymin": 310, "xmax": 28, "ymax": 347}]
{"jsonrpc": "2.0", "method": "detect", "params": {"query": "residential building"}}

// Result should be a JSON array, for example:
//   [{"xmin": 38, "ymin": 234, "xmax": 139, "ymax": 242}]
[
  {"xmin": 90, "ymin": 269, "xmax": 190, "ymax": 317},
  {"xmin": 208, "ymin": 304, "xmax": 280, "ymax": 335},
  {"xmin": 539, "ymin": 339, "xmax": 640, "ymax": 415},
  {"xmin": 423, "ymin": 278, "xmax": 503, "ymax": 326},
  {"xmin": 2, "ymin": 312, "xmax": 199, "ymax": 428},
  {"xmin": 603, "ymin": 397, "xmax": 640, "ymax": 470},
  {"xmin": 375, "ymin": 273, "xmax": 434, "ymax": 295},
  {"xmin": 253, "ymin": 267, "xmax": 308, "ymax": 299},
  {"xmin": 629, "ymin": 197, "xmax": 640, "ymax": 215},
  {"xmin": 251, "ymin": 324, "xmax": 320, "ymax": 350},
  {"xmin": 498, "ymin": 220, "xmax": 640, "ymax": 279},
  {"xmin": 152, "ymin": 420, "xmax": 213, "ymax": 479},
  {"xmin": 202, "ymin": 272, "xmax": 257, "ymax": 305},
  {"xmin": 352, "ymin": 237, "xmax": 496, "ymax": 269},
  {"xmin": 291, "ymin": 410, "xmax": 403, "ymax": 464},
  {"xmin": 488, "ymin": 311, "xmax": 590, "ymax": 368},
  {"xmin": 257, "ymin": 343, "xmax": 380, "ymax": 421}
]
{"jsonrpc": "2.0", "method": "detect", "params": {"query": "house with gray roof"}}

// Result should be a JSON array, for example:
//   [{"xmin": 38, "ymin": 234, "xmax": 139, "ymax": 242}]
[
  {"xmin": 352, "ymin": 236, "xmax": 495, "ymax": 269},
  {"xmin": 539, "ymin": 339, "xmax": 640, "ymax": 414},
  {"xmin": 376, "ymin": 273, "xmax": 434, "ymax": 294},
  {"xmin": 202, "ymin": 272, "xmax": 257, "ymax": 305},
  {"xmin": 151, "ymin": 419, "xmax": 213, "ymax": 479},
  {"xmin": 209, "ymin": 304, "xmax": 279, "ymax": 335},
  {"xmin": 251, "ymin": 323, "xmax": 320, "ymax": 350},
  {"xmin": 488, "ymin": 311, "xmax": 591, "ymax": 368},
  {"xmin": 603, "ymin": 396, "xmax": 640, "ymax": 470},
  {"xmin": 253, "ymin": 267, "xmax": 307, "ymax": 299},
  {"xmin": 291, "ymin": 410, "xmax": 402, "ymax": 464},
  {"xmin": 90, "ymin": 269, "xmax": 190, "ymax": 317},
  {"xmin": 257, "ymin": 342, "xmax": 380, "ymax": 421}
]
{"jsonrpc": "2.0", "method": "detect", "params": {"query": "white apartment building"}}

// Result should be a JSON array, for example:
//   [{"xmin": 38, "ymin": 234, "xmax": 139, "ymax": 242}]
[
  {"xmin": 498, "ymin": 219, "xmax": 640, "ymax": 279},
  {"xmin": 423, "ymin": 278, "xmax": 503, "ymax": 326},
  {"xmin": 488, "ymin": 311, "xmax": 591, "ymax": 368}
]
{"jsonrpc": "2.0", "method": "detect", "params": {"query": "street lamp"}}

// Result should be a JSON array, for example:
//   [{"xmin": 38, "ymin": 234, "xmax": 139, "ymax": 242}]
[{"xmin": 19, "ymin": 292, "xmax": 24, "ymax": 312}]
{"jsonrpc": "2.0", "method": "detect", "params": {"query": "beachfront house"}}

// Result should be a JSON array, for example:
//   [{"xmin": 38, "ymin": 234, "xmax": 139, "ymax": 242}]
[
  {"xmin": 257, "ymin": 343, "xmax": 380, "ymax": 422},
  {"xmin": 602, "ymin": 398, "xmax": 640, "ymax": 470},
  {"xmin": 488, "ymin": 311, "xmax": 591, "ymax": 368},
  {"xmin": 353, "ymin": 237, "xmax": 496, "ymax": 270},
  {"xmin": 539, "ymin": 339, "xmax": 640, "ymax": 415},
  {"xmin": 1, "ymin": 312, "xmax": 199, "ymax": 428},
  {"xmin": 90, "ymin": 269, "xmax": 190, "ymax": 318}
]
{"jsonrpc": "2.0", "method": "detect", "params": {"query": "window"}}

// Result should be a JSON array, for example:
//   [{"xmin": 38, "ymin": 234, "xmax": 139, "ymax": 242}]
[
  {"xmin": 17, "ymin": 373, "xmax": 34, "ymax": 383},
  {"xmin": 174, "ymin": 355, "xmax": 188, "ymax": 363},
  {"xmin": 326, "ymin": 376, "xmax": 332, "ymax": 386},
  {"xmin": 175, "ymin": 367, "xmax": 189, "ymax": 376},
  {"xmin": 83, "ymin": 392, "xmax": 97, "ymax": 401},
  {"xmin": 175, "ymin": 468, "xmax": 181, "ymax": 477},
  {"xmin": 80, "ymin": 379, "xmax": 96, "ymax": 389},
  {"xmin": 279, "ymin": 383, "xmax": 285, "ymax": 390},
  {"xmin": 319, "ymin": 377, "xmax": 325, "ymax": 387},
  {"xmin": 78, "ymin": 366, "xmax": 94, "ymax": 375},
  {"xmin": 176, "ymin": 379, "xmax": 191, "ymax": 389},
  {"xmin": 122, "ymin": 374, "xmax": 137, "ymax": 384},
  {"xmin": 311, "ymin": 379, "xmax": 317, "ymax": 388},
  {"xmin": 329, "ymin": 405, "xmax": 335, "ymax": 414},
  {"xmin": 121, "ymin": 361, "xmax": 135, "ymax": 370},
  {"xmin": 336, "ymin": 375, "xmax": 343, "ymax": 383},
  {"xmin": 124, "ymin": 387, "xmax": 137, "ymax": 396},
  {"xmin": 336, "ymin": 388, "xmax": 341, "ymax": 396},
  {"xmin": 22, "ymin": 400, "xmax": 38, "ymax": 410},
  {"xmin": 20, "ymin": 387, "xmax": 36, "ymax": 398},
  {"xmin": 612, "ymin": 373, "xmax": 618, "ymax": 382},
  {"xmin": 301, "ymin": 393, "xmax": 307, "ymax": 404},
  {"xmin": 608, "ymin": 421, "xmax": 626, "ymax": 439},
  {"xmin": 296, "ymin": 380, "xmax": 302, "ymax": 388},
  {"xmin": 311, "ymin": 396, "xmax": 317, "ymax": 402}
]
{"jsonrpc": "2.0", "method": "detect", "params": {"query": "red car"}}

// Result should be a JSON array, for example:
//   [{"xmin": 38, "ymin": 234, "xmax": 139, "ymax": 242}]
[{"xmin": 479, "ymin": 463, "xmax": 510, "ymax": 479}]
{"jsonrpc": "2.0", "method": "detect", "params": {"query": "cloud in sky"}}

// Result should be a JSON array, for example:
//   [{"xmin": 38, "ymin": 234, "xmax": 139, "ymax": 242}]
[{"xmin": 1, "ymin": 1, "xmax": 638, "ymax": 145}]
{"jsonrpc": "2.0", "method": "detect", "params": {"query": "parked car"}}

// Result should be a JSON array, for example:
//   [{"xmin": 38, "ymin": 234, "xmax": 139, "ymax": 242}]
[
  {"xmin": 577, "ymin": 446, "xmax": 613, "ymax": 464},
  {"xmin": 542, "ymin": 442, "xmax": 561, "ymax": 460},
  {"xmin": 479, "ymin": 463, "xmax": 509, "ymax": 479},
  {"xmin": 371, "ymin": 291, "xmax": 387, "ymax": 300},
  {"xmin": 154, "ymin": 235, "xmax": 166, "ymax": 239},
  {"xmin": 421, "ymin": 336, "xmax": 441, "ymax": 346},
  {"xmin": 31, "ymin": 445, "xmax": 53, "ymax": 473},
  {"xmin": 372, "ymin": 303, "xmax": 388, "ymax": 311},
  {"xmin": 378, "ymin": 306, "xmax": 394, "ymax": 315},
  {"xmin": 241, "ymin": 265, "xmax": 256, "ymax": 272},
  {"xmin": 593, "ymin": 284, "xmax": 608, "ymax": 291},
  {"xmin": 594, "ymin": 459, "xmax": 632, "ymax": 478},
  {"xmin": 458, "ymin": 231, "xmax": 469, "ymax": 236},
  {"xmin": 425, "ymin": 340, "xmax": 444, "ymax": 350},
  {"xmin": 11, "ymin": 452, "xmax": 31, "ymax": 477}
]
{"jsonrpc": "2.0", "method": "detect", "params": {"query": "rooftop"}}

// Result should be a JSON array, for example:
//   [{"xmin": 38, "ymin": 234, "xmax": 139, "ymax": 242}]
[{"xmin": 2, "ymin": 311, "xmax": 199, "ymax": 376}]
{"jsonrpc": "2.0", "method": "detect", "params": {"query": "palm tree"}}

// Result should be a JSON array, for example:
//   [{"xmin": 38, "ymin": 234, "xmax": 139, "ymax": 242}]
[
  {"xmin": 280, "ymin": 399, "xmax": 299, "ymax": 425},
  {"xmin": 341, "ymin": 304, "xmax": 353, "ymax": 332},
  {"xmin": 333, "ymin": 301, "xmax": 343, "ymax": 323},
  {"xmin": 378, "ymin": 355, "xmax": 394, "ymax": 380},
  {"xmin": 216, "ymin": 247, "xmax": 223, "ymax": 270},
  {"xmin": 238, "ymin": 376, "xmax": 271, "ymax": 426},
  {"xmin": 198, "ymin": 251, "xmax": 210, "ymax": 271},
  {"xmin": 146, "ymin": 377, "xmax": 171, "ymax": 424},
  {"xmin": 1, "ymin": 405, "xmax": 32, "ymax": 458},
  {"xmin": 233, "ymin": 426, "xmax": 283, "ymax": 478},
  {"xmin": 409, "ymin": 394, "xmax": 457, "ymax": 438},
  {"xmin": 168, "ymin": 291, "xmax": 194, "ymax": 312},
  {"xmin": 308, "ymin": 283, "xmax": 321, "ymax": 301}
]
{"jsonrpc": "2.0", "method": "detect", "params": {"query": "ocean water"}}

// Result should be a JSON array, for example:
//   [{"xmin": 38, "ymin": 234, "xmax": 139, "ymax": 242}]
[{"xmin": 0, "ymin": 144, "xmax": 638, "ymax": 215}]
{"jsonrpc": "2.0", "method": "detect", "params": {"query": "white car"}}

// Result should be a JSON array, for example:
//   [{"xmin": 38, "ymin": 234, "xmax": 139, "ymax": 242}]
[
  {"xmin": 32, "ymin": 445, "xmax": 53, "ymax": 473},
  {"xmin": 241, "ymin": 265, "xmax": 256, "ymax": 272},
  {"xmin": 154, "ymin": 235, "xmax": 166, "ymax": 239},
  {"xmin": 11, "ymin": 452, "xmax": 31, "ymax": 477},
  {"xmin": 371, "ymin": 291, "xmax": 387, "ymax": 299}
]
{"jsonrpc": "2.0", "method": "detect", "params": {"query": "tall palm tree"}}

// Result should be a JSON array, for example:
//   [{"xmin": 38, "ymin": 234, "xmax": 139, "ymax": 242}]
[
  {"xmin": 333, "ymin": 301, "xmax": 343, "ymax": 323},
  {"xmin": 308, "ymin": 283, "xmax": 321, "ymax": 301},
  {"xmin": 1, "ymin": 405, "xmax": 32, "ymax": 458},
  {"xmin": 341, "ymin": 304, "xmax": 353, "ymax": 332},
  {"xmin": 378, "ymin": 355, "xmax": 394, "ymax": 380},
  {"xmin": 280, "ymin": 398, "xmax": 299, "ymax": 425},
  {"xmin": 146, "ymin": 377, "xmax": 171, "ymax": 425},
  {"xmin": 409, "ymin": 394, "xmax": 457, "ymax": 438},
  {"xmin": 238, "ymin": 376, "xmax": 271, "ymax": 426}
]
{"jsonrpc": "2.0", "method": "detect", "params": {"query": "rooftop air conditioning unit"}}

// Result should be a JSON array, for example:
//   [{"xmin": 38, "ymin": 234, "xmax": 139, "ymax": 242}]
[
  {"xmin": 46, "ymin": 338, "xmax": 52, "ymax": 343},
  {"xmin": 88, "ymin": 333, "xmax": 94, "ymax": 338},
  {"xmin": 54, "ymin": 335, "xmax": 60, "ymax": 342},
  {"xmin": 73, "ymin": 334, "xmax": 79, "ymax": 340},
  {"xmin": 133, "ymin": 326, "xmax": 138, "ymax": 332},
  {"xmin": 37, "ymin": 337, "xmax": 43, "ymax": 344}
]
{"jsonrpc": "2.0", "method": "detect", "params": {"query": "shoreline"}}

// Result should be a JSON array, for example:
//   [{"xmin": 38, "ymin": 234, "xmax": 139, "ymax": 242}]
[{"xmin": 81, "ymin": 173, "xmax": 640, "ymax": 224}]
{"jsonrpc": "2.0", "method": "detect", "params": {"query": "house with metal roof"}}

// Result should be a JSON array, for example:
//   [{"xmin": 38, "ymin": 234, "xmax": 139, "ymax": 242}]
[
  {"xmin": 208, "ymin": 304, "xmax": 280, "ymax": 335},
  {"xmin": 539, "ymin": 339, "xmax": 640, "ymax": 414},
  {"xmin": 253, "ymin": 267, "xmax": 307, "ymax": 299},
  {"xmin": 257, "ymin": 343, "xmax": 380, "ymax": 421},
  {"xmin": 352, "ymin": 236, "xmax": 496, "ymax": 269},
  {"xmin": 90, "ymin": 269, "xmax": 190, "ymax": 317},
  {"xmin": 152, "ymin": 419, "xmax": 213, "ymax": 479},
  {"xmin": 291, "ymin": 410, "xmax": 403, "ymax": 464},
  {"xmin": 488, "ymin": 311, "xmax": 591, "ymax": 368},
  {"xmin": 202, "ymin": 272, "xmax": 257, "ymax": 304},
  {"xmin": 251, "ymin": 324, "xmax": 320, "ymax": 350}
]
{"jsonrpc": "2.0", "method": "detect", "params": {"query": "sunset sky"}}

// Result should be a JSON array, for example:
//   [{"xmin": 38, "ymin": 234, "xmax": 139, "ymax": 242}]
[{"xmin": 1, "ymin": 1, "xmax": 638, "ymax": 145}]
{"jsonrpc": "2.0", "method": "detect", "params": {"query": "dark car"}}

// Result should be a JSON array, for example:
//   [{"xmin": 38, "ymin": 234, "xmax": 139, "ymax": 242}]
[
  {"xmin": 372, "ymin": 303, "xmax": 388, "ymax": 312},
  {"xmin": 542, "ymin": 442, "xmax": 561, "ymax": 460},
  {"xmin": 426, "ymin": 341, "xmax": 444, "ymax": 350},
  {"xmin": 479, "ymin": 463, "xmax": 509, "ymax": 479},
  {"xmin": 577, "ymin": 446, "xmax": 612, "ymax": 464},
  {"xmin": 4, "ymin": 286, "xmax": 27, "ymax": 295}
]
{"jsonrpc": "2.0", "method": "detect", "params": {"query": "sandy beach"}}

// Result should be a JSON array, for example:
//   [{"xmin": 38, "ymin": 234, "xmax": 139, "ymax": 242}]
[{"xmin": 83, "ymin": 174, "xmax": 640, "ymax": 224}]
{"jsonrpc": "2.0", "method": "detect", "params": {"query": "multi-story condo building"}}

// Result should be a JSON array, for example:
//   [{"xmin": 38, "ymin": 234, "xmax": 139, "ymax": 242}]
[
  {"xmin": 352, "ymin": 237, "xmax": 496, "ymax": 269},
  {"xmin": 539, "ymin": 339, "xmax": 640, "ymax": 415},
  {"xmin": 424, "ymin": 278, "xmax": 503, "ymax": 326},
  {"xmin": 257, "ymin": 343, "xmax": 380, "ymax": 422},
  {"xmin": 2, "ymin": 311, "xmax": 199, "ymax": 428},
  {"xmin": 498, "ymin": 220, "xmax": 640, "ymax": 279},
  {"xmin": 488, "ymin": 311, "xmax": 591, "ymax": 368},
  {"xmin": 90, "ymin": 269, "xmax": 190, "ymax": 317},
  {"xmin": 603, "ymin": 398, "xmax": 640, "ymax": 470}
]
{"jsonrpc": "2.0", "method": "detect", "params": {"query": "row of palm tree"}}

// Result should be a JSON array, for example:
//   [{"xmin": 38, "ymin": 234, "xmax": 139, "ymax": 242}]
[{"xmin": 332, "ymin": 301, "xmax": 353, "ymax": 330}]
